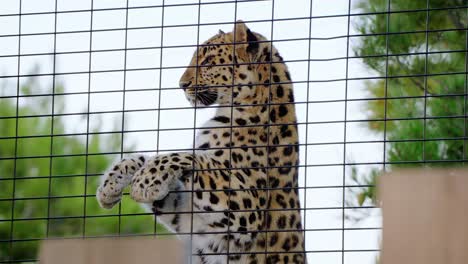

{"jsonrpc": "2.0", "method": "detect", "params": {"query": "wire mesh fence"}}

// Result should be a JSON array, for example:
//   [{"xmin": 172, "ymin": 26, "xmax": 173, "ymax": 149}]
[{"xmin": 0, "ymin": 0, "xmax": 466, "ymax": 263}]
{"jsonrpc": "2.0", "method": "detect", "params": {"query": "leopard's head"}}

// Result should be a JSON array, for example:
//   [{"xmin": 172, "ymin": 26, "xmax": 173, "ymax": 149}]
[{"xmin": 179, "ymin": 20, "xmax": 264, "ymax": 107}]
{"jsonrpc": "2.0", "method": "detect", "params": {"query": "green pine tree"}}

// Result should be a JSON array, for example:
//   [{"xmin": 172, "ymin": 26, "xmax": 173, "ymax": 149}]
[
  {"xmin": 0, "ymin": 76, "xmax": 165, "ymax": 261},
  {"xmin": 350, "ymin": 0, "xmax": 467, "ymax": 205}
]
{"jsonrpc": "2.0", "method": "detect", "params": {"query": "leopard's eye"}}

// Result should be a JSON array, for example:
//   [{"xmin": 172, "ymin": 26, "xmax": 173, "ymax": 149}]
[{"xmin": 200, "ymin": 55, "xmax": 215, "ymax": 66}]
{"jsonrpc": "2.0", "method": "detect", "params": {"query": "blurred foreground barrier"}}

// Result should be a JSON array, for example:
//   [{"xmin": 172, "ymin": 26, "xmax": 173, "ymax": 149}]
[
  {"xmin": 381, "ymin": 169, "xmax": 468, "ymax": 264},
  {"xmin": 39, "ymin": 237, "xmax": 184, "ymax": 264}
]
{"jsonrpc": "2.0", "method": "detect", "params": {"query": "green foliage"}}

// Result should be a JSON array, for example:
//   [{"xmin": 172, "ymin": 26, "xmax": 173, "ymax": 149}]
[
  {"xmin": 0, "ymin": 77, "xmax": 164, "ymax": 262},
  {"xmin": 351, "ymin": 0, "xmax": 467, "ymax": 206}
]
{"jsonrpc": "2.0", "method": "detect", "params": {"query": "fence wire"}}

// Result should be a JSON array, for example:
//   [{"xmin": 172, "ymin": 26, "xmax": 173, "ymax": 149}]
[{"xmin": 0, "ymin": 0, "xmax": 466, "ymax": 263}]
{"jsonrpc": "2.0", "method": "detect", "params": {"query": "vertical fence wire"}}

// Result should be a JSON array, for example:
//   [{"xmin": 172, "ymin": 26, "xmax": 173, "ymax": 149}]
[
  {"xmin": 189, "ymin": 1, "xmax": 203, "ymax": 262},
  {"xmin": 342, "ymin": 0, "xmax": 352, "ymax": 263},
  {"xmin": 8, "ymin": 0, "xmax": 22, "ymax": 261},
  {"xmin": 45, "ymin": 0, "xmax": 58, "ymax": 240},
  {"xmin": 422, "ymin": 0, "xmax": 430, "ymax": 164},
  {"xmin": 382, "ymin": 0, "xmax": 391, "ymax": 178},
  {"xmin": 117, "ymin": 0, "xmax": 130, "ymax": 236},
  {"xmin": 82, "ymin": 0, "xmax": 95, "ymax": 239},
  {"xmin": 464, "ymin": 7, "xmax": 468, "ymax": 164},
  {"xmin": 154, "ymin": 0, "xmax": 165, "ymax": 236},
  {"xmin": 303, "ymin": 0, "xmax": 314, "ymax": 258}
]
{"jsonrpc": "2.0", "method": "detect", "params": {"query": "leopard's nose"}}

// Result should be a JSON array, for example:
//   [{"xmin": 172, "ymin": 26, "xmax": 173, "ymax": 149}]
[{"xmin": 179, "ymin": 81, "xmax": 192, "ymax": 90}]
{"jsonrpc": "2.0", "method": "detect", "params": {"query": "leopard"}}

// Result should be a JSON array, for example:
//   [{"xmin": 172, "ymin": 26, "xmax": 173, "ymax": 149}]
[{"xmin": 97, "ymin": 20, "xmax": 306, "ymax": 264}]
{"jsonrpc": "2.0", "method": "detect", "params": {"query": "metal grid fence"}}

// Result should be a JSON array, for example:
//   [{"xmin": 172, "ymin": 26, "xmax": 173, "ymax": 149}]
[{"xmin": 0, "ymin": 0, "xmax": 466, "ymax": 263}]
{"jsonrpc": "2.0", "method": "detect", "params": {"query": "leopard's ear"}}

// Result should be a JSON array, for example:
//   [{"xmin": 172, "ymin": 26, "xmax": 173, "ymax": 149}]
[
  {"xmin": 233, "ymin": 20, "xmax": 259, "ymax": 60},
  {"xmin": 218, "ymin": 29, "xmax": 225, "ymax": 35}
]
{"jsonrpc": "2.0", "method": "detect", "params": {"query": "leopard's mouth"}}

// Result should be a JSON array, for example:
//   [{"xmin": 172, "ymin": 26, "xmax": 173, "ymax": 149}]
[
  {"xmin": 186, "ymin": 88, "xmax": 218, "ymax": 107},
  {"xmin": 196, "ymin": 90, "xmax": 218, "ymax": 105}
]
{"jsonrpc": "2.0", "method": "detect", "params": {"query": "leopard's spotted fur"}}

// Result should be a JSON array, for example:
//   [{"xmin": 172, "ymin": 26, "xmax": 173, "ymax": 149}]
[{"xmin": 97, "ymin": 20, "xmax": 305, "ymax": 264}]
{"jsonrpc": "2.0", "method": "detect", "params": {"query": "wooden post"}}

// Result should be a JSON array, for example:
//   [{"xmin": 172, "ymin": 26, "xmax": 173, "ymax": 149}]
[
  {"xmin": 39, "ymin": 237, "xmax": 184, "ymax": 264},
  {"xmin": 380, "ymin": 169, "xmax": 468, "ymax": 264}
]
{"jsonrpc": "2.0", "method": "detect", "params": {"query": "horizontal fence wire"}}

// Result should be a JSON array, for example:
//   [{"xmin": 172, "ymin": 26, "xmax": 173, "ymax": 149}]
[{"xmin": 0, "ymin": 0, "xmax": 467, "ymax": 263}]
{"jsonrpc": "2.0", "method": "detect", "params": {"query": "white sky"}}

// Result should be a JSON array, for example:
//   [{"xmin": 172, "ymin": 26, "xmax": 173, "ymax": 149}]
[{"xmin": 0, "ymin": 0, "xmax": 383, "ymax": 263}]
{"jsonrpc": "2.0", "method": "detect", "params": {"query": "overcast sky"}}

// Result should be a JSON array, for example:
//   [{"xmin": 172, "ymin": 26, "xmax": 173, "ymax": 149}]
[{"xmin": 0, "ymin": 0, "xmax": 383, "ymax": 263}]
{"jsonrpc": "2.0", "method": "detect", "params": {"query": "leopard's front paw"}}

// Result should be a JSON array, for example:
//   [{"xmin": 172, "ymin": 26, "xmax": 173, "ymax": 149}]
[
  {"xmin": 130, "ymin": 155, "xmax": 191, "ymax": 203},
  {"xmin": 97, "ymin": 156, "xmax": 147, "ymax": 209},
  {"xmin": 96, "ymin": 174, "xmax": 126, "ymax": 209}
]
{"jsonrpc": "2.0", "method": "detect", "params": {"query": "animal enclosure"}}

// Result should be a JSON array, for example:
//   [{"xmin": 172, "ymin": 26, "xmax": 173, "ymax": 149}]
[{"xmin": 0, "ymin": 0, "xmax": 466, "ymax": 263}]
